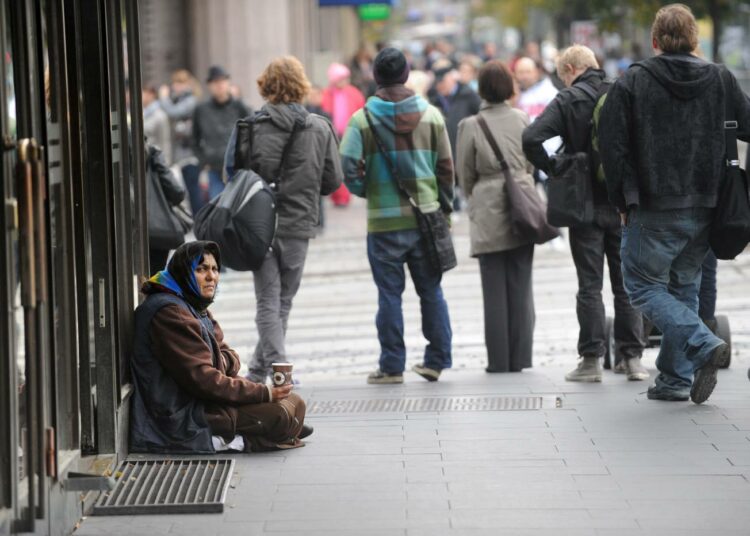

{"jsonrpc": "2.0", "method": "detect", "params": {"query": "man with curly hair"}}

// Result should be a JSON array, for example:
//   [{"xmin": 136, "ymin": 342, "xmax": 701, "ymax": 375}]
[{"xmin": 224, "ymin": 56, "xmax": 343, "ymax": 384}]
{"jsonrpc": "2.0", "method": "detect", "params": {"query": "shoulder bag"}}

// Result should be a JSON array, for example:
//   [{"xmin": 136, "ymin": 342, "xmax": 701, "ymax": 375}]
[
  {"xmin": 476, "ymin": 114, "xmax": 559, "ymax": 244},
  {"xmin": 709, "ymin": 69, "xmax": 750, "ymax": 260},
  {"xmin": 364, "ymin": 108, "xmax": 457, "ymax": 274}
]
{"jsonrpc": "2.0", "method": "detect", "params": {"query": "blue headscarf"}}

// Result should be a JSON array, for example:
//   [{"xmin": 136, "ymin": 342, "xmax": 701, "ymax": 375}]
[{"xmin": 142, "ymin": 241, "xmax": 222, "ymax": 311}]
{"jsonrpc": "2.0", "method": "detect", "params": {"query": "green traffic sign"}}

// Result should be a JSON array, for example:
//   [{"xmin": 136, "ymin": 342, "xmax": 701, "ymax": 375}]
[{"xmin": 358, "ymin": 3, "xmax": 391, "ymax": 21}]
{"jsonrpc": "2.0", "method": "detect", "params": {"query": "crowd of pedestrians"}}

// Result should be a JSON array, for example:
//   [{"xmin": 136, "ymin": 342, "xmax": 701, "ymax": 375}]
[{"xmin": 134, "ymin": 2, "xmax": 750, "ymax": 455}]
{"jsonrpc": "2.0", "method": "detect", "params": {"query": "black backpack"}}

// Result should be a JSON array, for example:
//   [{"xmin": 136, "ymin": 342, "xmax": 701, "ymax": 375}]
[{"xmin": 194, "ymin": 115, "xmax": 300, "ymax": 271}]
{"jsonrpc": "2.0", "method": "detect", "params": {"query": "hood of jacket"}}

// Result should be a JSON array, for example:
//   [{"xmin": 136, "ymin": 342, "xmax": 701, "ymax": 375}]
[
  {"xmin": 365, "ymin": 85, "xmax": 428, "ymax": 134},
  {"xmin": 634, "ymin": 53, "xmax": 718, "ymax": 100},
  {"xmin": 259, "ymin": 102, "xmax": 309, "ymax": 132},
  {"xmin": 573, "ymin": 68, "xmax": 607, "ymax": 90}
]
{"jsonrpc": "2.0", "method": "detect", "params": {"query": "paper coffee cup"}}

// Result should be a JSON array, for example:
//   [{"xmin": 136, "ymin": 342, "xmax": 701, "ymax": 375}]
[{"xmin": 271, "ymin": 363, "xmax": 293, "ymax": 386}]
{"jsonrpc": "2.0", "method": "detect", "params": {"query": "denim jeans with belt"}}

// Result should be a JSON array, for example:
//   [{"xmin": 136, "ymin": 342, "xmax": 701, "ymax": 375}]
[
  {"xmin": 620, "ymin": 207, "xmax": 724, "ymax": 393},
  {"xmin": 367, "ymin": 229, "xmax": 452, "ymax": 374}
]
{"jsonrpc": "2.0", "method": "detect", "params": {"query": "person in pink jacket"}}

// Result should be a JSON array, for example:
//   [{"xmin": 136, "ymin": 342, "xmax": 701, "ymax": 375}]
[{"xmin": 322, "ymin": 63, "xmax": 365, "ymax": 207}]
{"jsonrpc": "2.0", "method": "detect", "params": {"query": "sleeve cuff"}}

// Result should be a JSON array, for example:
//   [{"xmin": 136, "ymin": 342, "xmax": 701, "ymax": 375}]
[{"xmin": 266, "ymin": 384, "xmax": 273, "ymax": 402}]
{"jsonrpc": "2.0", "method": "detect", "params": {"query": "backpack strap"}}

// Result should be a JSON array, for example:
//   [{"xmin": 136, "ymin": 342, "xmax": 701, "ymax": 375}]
[
  {"xmin": 275, "ymin": 118, "xmax": 302, "ymax": 188},
  {"xmin": 576, "ymin": 81, "xmax": 598, "ymax": 102},
  {"xmin": 233, "ymin": 112, "xmax": 302, "ymax": 188}
]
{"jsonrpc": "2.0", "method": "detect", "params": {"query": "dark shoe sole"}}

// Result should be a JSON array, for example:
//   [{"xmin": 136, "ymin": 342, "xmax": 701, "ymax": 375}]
[
  {"xmin": 690, "ymin": 344, "xmax": 728, "ymax": 404},
  {"xmin": 647, "ymin": 388, "xmax": 689, "ymax": 401},
  {"xmin": 367, "ymin": 375, "xmax": 404, "ymax": 384}
]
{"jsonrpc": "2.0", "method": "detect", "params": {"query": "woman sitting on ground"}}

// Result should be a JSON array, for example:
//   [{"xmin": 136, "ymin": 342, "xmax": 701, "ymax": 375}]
[{"xmin": 129, "ymin": 240, "xmax": 311, "ymax": 453}]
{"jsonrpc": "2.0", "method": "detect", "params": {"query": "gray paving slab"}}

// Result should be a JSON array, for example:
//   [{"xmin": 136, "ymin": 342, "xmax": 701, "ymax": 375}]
[{"xmin": 75, "ymin": 200, "xmax": 750, "ymax": 536}]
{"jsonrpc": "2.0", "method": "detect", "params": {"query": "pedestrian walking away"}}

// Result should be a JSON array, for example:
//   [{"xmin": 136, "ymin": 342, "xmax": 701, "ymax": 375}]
[
  {"xmin": 456, "ymin": 60, "xmax": 537, "ymax": 373},
  {"xmin": 522, "ymin": 44, "xmax": 646, "ymax": 384},
  {"xmin": 321, "ymin": 62, "xmax": 365, "ymax": 207},
  {"xmin": 599, "ymin": 4, "xmax": 750, "ymax": 403},
  {"xmin": 190, "ymin": 65, "xmax": 252, "ymax": 216},
  {"xmin": 340, "ymin": 47, "xmax": 455, "ymax": 384},
  {"xmin": 224, "ymin": 56, "xmax": 343, "ymax": 384}
]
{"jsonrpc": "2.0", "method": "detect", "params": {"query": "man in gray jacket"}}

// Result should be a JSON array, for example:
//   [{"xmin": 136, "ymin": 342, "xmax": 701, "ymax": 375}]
[{"xmin": 224, "ymin": 57, "xmax": 343, "ymax": 384}]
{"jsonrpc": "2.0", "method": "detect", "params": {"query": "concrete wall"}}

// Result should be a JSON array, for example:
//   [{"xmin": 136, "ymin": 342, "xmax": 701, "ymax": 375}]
[{"xmin": 139, "ymin": 0, "xmax": 362, "ymax": 108}]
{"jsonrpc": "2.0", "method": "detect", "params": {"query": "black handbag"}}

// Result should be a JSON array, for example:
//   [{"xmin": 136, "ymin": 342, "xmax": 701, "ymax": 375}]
[
  {"xmin": 546, "ymin": 151, "xmax": 593, "ymax": 227},
  {"xmin": 147, "ymin": 156, "xmax": 186, "ymax": 250},
  {"xmin": 172, "ymin": 204, "xmax": 193, "ymax": 234},
  {"xmin": 476, "ymin": 115, "xmax": 559, "ymax": 245},
  {"xmin": 364, "ymin": 109, "xmax": 457, "ymax": 274},
  {"xmin": 709, "ymin": 69, "xmax": 750, "ymax": 260}
]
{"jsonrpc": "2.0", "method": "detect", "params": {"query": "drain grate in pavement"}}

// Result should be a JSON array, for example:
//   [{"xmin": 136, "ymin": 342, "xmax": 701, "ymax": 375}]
[
  {"xmin": 93, "ymin": 458, "xmax": 234, "ymax": 515},
  {"xmin": 307, "ymin": 396, "xmax": 560, "ymax": 415}
]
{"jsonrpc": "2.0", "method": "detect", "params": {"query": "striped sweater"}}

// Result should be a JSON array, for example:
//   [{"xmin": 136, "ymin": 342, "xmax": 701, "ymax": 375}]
[{"xmin": 340, "ymin": 86, "xmax": 454, "ymax": 233}]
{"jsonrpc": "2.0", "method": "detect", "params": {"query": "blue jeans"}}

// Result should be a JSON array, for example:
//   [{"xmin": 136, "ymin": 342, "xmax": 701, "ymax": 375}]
[
  {"xmin": 367, "ymin": 229, "xmax": 452, "ymax": 374},
  {"xmin": 621, "ymin": 207, "xmax": 724, "ymax": 392},
  {"xmin": 183, "ymin": 165, "xmax": 225, "ymax": 216}
]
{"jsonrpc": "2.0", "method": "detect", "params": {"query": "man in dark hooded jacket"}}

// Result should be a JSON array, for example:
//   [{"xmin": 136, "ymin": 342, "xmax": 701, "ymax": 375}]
[
  {"xmin": 523, "ymin": 45, "xmax": 646, "ymax": 384},
  {"xmin": 599, "ymin": 4, "xmax": 750, "ymax": 404}
]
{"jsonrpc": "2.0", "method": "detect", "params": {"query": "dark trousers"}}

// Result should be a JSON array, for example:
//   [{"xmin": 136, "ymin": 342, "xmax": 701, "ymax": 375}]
[
  {"xmin": 478, "ymin": 244, "xmax": 535, "ymax": 372},
  {"xmin": 569, "ymin": 207, "xmax": 643, "ymax": 361},
  {"xmin": 235, "ymin": 393, "xmax": 306, "ymax": 450}
]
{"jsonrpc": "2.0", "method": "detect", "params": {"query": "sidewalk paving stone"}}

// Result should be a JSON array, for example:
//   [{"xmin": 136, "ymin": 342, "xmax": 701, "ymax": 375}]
[{"xmin": 75, "ymin": 200, "xmax": 750, "ymax": 535}]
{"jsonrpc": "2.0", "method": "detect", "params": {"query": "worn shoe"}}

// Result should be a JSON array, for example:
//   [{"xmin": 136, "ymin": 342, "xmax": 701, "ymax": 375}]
[
  {"xmin": 299, "ymin": 424, "xmax": 314, "ymax": 439},
  {"xmin": 613, "ymin": 359, "xmax": 628, "ymax": 374},
  {"xmin": 412, "ymin": 364, "xmax": 441, "ymax": 382},
  {"xmin": 565, "ymin": 357, "xmax": 602, "ymax": 382},
  {"xmin": 625, "ymin": 357, "xmax": 649, "ymax": 381},
  {"xmin": 647, "ymin": 385, "xmax": 689, "ymax": 401},
  {"xmin": 691, "ymin": 343, "xmax": 729, "ymax": 404},
  {"xmin": 367, "ymin": 369, "xmax": 404, "ymax": 384}
]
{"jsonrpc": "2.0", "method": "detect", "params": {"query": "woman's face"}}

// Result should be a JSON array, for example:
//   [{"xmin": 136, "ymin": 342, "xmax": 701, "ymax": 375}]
[{"xmin": 194, "ymin": 253, "xmax": 219, "ymax": 299}]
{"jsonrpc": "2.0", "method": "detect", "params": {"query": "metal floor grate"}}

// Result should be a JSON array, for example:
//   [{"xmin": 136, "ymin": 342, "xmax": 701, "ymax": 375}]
[
  {"xmin": 93, "ymin": 458, "xmax": 234, "ymax": 515},
  {"xmin": 307, "ymin": 396, "xmax": 560, "ymax": 415}
]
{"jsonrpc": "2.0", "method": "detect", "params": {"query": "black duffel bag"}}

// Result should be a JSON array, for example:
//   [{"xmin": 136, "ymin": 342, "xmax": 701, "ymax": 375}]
[
  {"xmin": 709, "ymin": 69, "xmax": 750, "ymax": 260},
  {"xmin": 193, "ymin": 168, "xmax": 277, "ymax": 271}
]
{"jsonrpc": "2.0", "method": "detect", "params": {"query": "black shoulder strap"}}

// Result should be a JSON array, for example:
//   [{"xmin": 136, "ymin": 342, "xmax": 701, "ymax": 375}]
[
  {"xmin": 233, "ymin": 114, "xmax": 256, "ymax": 170},
  {"xmin": 363, "ymin": 108, "xmax": 417, "ymax": 207},
  {"xmin": 576, "ymin": 82, "xmax": 598, "ymax": 102},
  {"xmin": 720, "ymin": 68, "xmax": 740, "ymax": 168},
  {"xmin": 234, "ymin": 113, "xmax": 302, "ymax": 185}
]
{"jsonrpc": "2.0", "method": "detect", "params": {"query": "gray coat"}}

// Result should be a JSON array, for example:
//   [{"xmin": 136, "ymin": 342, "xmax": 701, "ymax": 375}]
[
  {"xmin": 225, "ymin": 103, "xmax": 343, "ymax": 239},
  {"xmin": 456, "ymin": 102, "xmax": 536, "ymax": 257}
]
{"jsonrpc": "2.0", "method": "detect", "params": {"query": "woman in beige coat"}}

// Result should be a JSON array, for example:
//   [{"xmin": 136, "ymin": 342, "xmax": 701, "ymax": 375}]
[{"xmin": 456, "ymin": 60, "xmax": 537, "ymax": 373}]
